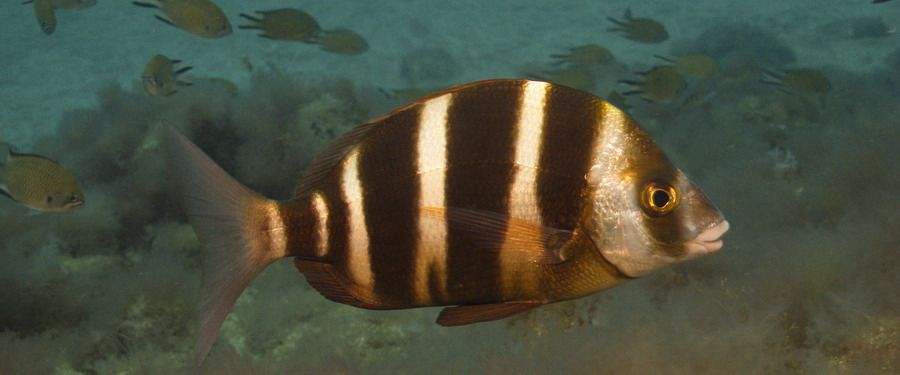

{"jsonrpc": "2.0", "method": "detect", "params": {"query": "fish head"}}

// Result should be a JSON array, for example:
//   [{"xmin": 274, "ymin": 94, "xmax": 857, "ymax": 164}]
[
  {"xmin": 584, "ymin": 107, "xmax": 728, "ymax": 277},
  {"xmin": 56, "ymin": 190, "xmax": 85, "ymax": 211},
  {"xmin": 142, "ymin": 74, "xmax": 165, "ymax": 96},
  {"xmin": 34, "ymin": 187, "xmax": 84, "ymax": 212}
]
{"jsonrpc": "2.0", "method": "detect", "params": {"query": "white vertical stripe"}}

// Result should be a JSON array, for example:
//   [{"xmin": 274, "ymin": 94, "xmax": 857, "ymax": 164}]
[
  {"xmin": 508, "ymin": 81, "xmax": 549, "ymax": 221},
  {"xmin": 499, "ymin": 81, "xmax": 549, "ymax": 294},
  {"xmin": 591, "ymin": 102, "xmax": 628, "ymax": 171},
  {"xmin": 263, "ymin": 201, "xmax": 287, "ymax": 258},
  {"xmin": 341, "ymin": 149, "xmax": 372, "ymax": 289},
  {"xmin": 311, "ymin": 191, "xmax": 330, "ymax": 257},
  {"xmin": 414, "ymin": 93, "xmax": 452, "ymax": 304}
]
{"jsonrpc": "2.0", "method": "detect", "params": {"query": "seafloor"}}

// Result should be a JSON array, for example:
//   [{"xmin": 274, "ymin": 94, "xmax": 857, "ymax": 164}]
[{"xmin": 1, "ymin": 0, "xmax": 898, "ymax": 374}]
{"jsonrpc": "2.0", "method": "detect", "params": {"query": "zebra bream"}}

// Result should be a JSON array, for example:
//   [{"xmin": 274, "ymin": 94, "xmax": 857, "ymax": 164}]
[{"xmin": 166, "ymin": 79, "xmax": 730, "ymax": 364}]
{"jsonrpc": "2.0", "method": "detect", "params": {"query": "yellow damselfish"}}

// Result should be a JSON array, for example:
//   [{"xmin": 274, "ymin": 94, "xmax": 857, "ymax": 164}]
[{"xmin": 0, "ymin": 150, "xmax": 84, "ymax": 212}]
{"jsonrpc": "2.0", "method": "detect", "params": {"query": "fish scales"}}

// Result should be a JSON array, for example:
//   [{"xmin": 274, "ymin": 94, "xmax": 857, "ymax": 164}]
[
  {"xmin": 283, "ymin": 81, "xmax": 623, "ymax": 306},
  {"xmin": 167, "ymin": 79, "xmax": 729, "ymax": 363}
]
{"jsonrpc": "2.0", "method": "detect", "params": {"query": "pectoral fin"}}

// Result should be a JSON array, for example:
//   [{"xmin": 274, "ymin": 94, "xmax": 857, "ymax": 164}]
[
  {"xmin": 437, "ymin": 302, "xmax": 543, "ymax": 326},
  {"xmin": 420, "ymin": 206, "xmax": 574, "ymax": 264}
]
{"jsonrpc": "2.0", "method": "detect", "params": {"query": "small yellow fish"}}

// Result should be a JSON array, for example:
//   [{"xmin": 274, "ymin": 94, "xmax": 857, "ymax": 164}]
[
  {"xmin": 312, "ymin": 28, "xmax": 369, "ymax": 56},
  {"xmin": 0, "ymin": 150, "xmax": 84, "ymax": 212},
  {"xmin": 761, "ymin": 68, "xmax": 831, "ymax": 95},
  {"xmin": 238, "ymin": 9, "xmax": 321, "ymax": 41},
  {"xmin": 50, "ymin": 0, "xmax": 96, "ymax": 10},
  {"xmin": 142, "ymin": 54, "xmax": 193, "ymax": 97},
  {"xmin": 132, "ymin": 0, "xmax": 231, "ymax": 38},
  {"xmin": 550, "ymin": 44, "xmax": 615, "ymax": 67},
  {"xmin": 655, "ymin": 54, "xmax": 719, "ymax": 79},
  {"xmin": 607, "ymin": 8, "xmax": 668, "ymax": 43},
  {"xmin": 25, "ymin": 0, "xmax": 56, "ymax": 35},
  {"xmin": 620, "ymin": 66, "xmax": 686, "ymax": 102}
]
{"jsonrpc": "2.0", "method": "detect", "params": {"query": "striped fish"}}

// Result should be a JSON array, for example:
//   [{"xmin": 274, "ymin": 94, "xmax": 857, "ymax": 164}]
[{"xmin": 166, "ymin": 79, "xmax": 729, "ymax": 364}]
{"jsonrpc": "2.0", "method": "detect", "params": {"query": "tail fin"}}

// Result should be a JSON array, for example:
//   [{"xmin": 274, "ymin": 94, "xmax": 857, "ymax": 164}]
[{"xmin": 164, "ymin": 126, "xmax": 287, "ymax": 365}]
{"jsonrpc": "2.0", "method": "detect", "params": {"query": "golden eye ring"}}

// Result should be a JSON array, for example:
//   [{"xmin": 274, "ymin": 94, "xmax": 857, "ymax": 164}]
[{"xmin": 642, "ymin": 181, "xmax": 678, "ymax": 216}]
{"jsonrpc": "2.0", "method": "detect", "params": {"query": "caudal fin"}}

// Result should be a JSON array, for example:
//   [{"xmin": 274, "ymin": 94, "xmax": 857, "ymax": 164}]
[{"xmin": 164, "ymin": 126, "xmax": 287, "ymax": 365}]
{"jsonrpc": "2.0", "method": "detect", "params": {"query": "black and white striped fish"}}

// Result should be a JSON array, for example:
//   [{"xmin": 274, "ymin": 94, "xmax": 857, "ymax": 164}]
[{"xmin": 166, "ymin": 79, "xmax": 730, "ymax": 364}]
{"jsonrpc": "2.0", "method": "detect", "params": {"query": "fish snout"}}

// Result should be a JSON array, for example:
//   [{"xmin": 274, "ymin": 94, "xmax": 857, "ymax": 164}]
[
  {"xmin": 685, "ymin": 220, "xmax": 729, "ymax": 255},
  {"xmin": 65, "ymin": 194, "xmax": 85, "ymax": 210}
]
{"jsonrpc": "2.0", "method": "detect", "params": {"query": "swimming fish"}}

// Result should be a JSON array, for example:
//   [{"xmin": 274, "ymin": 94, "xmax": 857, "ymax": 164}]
[
  {"xmin": 312, "ymin": 28, "xmax": 369, "ymax": 55},
  {"xmin": 655, "ymin": 54, "xmax": 719, "ymax": 79},
  {"xmin": 166, "ymin": 79, "xmax": 729, "ymax": 363},
  {"xmin": 620, "ymin": 66, "xmax": 686, "ymax": 102},
  {"xmin": 761, "ymin": 68, "xmax": 831, "ymax": 95},
  {"xmin": 551, "ymin": 44, "xmax": 615, "ymax": 67},
  {"xmin": 142, "ymin": 54, "xmax": 192, "ymax": 97},
  {"xmin": 26, "ymin": 0, "xmax": 56, "ymax": 35},
  {"xmin": 238, "ymin": 9, "xmax": 321, "ymax": 41},
  {"xmin": 607, "ymin": 8, "xmax": 668, "ymax": 43},
  {"xmin": 0, "ymin": 150, "xmax": 84, "ymax": 212},
  {"xmin": 132, "ymin": 0, "xmax": 231, "ymax": 38}
]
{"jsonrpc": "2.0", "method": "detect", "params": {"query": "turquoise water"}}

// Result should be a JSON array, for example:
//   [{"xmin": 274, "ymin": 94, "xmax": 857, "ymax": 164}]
[{"xmin": 1, "ymin": 1, "xmax": 898, "ymax": 374}]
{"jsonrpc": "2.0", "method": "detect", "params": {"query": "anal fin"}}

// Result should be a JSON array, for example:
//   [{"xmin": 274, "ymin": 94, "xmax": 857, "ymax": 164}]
[
  {"xmin": 437, "ymin": 302, "xmax": 542, "ymax": 326},
  {"xmin": 294, "ymin": 259, "xmax": 380, "ymax": 309}
]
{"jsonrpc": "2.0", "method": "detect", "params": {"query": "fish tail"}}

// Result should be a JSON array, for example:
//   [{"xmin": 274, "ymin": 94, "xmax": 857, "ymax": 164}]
[
  {"xmin": 238, "ymin": 13, "xmax": 262, "ymax": 24},
  {"xmin": 164, "ymin": 126, "xmax": 287, "ymax": 365}
]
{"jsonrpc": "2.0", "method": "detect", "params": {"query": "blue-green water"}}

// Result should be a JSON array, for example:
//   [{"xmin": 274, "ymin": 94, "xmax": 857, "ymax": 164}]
[{"xmin": 1, "ymin": 1, "xmax": 898, "ymax": 374}]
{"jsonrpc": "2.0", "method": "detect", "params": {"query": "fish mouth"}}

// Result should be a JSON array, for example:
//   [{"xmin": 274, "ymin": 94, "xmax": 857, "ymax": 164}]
[
  {"xmin": 67, "ymin": 200, "xmax": 85, "ymax": 209},
  {"xmin": 685, "ymin": 220, "xmax": 730, "ymax": 255}
]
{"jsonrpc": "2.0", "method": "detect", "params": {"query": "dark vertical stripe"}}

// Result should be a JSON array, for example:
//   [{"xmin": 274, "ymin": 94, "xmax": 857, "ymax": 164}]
[
  {"xmin": 282, "ymin": 198, "xmax": 317, "ymax": 259},
  {"xmin": 445, "ymin": 80, "xmax": 522, "ymax": 302},
  {"xmin": 358, "ymin": 106, "xmax": 422, "ymax": 304},
  {"xmin": 537, "ymin": 85, "xmax": 604, "ymax": 230},
  {"xmin": 320, "ymin": 165, "xmax": 351, "ymax": 275}
]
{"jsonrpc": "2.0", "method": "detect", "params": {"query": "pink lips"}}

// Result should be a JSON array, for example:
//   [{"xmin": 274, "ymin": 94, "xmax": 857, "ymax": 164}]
[{"xmin": 686, "ymin": 220, "xmax": 730, "ymax": 254}]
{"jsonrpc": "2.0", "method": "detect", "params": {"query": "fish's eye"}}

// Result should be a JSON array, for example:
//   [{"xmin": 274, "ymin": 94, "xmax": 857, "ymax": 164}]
[
  {"xmin": 46, "ymin": 196, "xmax": 54, "ymax": 204},
  {"xmin": 641, "ymin": 181, "xmax": 678, "ymax": 216}
]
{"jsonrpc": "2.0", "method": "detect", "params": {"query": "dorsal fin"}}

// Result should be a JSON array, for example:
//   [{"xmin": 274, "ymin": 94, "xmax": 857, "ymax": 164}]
[
  {"xmin": 293, "ymin": 120, "xmax": 381, "ymax": 197},
  {"xmin": 293, "ymin": 79, "xmax": 528, "ymax": 198}
]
